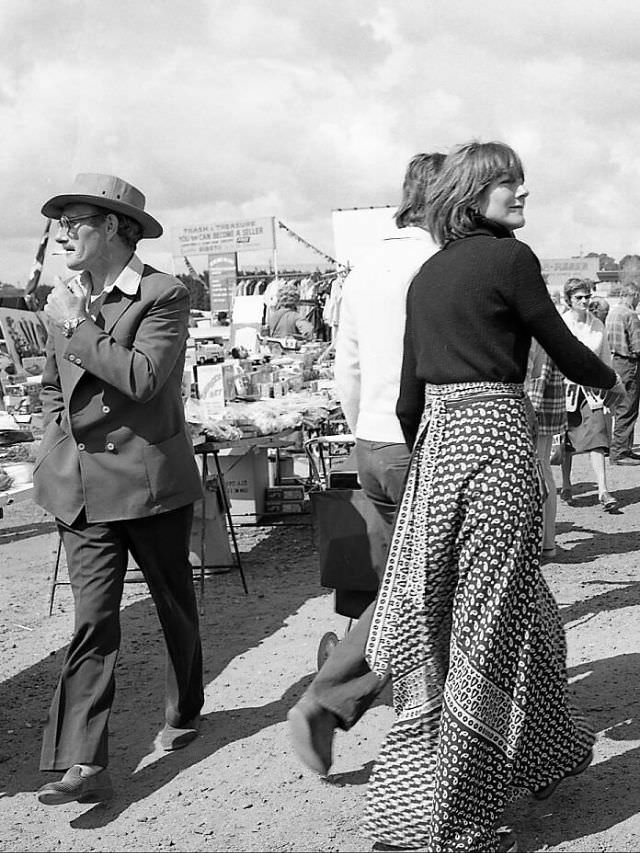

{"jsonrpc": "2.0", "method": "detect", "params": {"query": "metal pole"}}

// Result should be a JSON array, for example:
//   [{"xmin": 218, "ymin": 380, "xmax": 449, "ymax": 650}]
[{"xmin": 208, "ymin": 254, "xmax": 215, "ymax": 325}]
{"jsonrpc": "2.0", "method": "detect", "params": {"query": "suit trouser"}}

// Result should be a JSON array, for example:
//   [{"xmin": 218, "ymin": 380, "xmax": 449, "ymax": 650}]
[
  {"xmin": 40, "ymin": 504, "xmax": 204, "ymax": 771},
  {"xmin": 610, "ymin": 355, "xmax": 640, "ymax": 459},
  {"xmin": 307, "ymin": 440, "xmax": 410, "ymax": 730}
]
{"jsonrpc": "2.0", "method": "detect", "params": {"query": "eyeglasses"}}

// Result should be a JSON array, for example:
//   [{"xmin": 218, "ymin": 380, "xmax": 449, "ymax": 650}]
[
  {"xmin": 572, "ymin": 294, "xmax": 591, "ymax": 301},
  {"xmin": 58, "ymin": 213, "xmax": 103, "ymax": 235}
]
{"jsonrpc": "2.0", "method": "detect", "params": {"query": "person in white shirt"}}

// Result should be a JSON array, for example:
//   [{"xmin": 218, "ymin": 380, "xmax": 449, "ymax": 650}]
[
  {"xmin": 560, "ymin": 277, "xmax": 618, "ymax": 511},
  {"xmin": 287, "ymin": 152, "xmax": 443, "ymax": 776}
]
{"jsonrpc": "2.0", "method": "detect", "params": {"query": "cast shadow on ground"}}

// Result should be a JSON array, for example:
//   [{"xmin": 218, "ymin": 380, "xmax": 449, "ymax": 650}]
[
  {"xmin": 557, "ymin": 578, "xmax": 640, "ymax": 627},
  {"xmin": 327, "ymin": 761, "xmax": 375, "ymax": 788},
  {"xmin": 69, "ymin": 676, "xmax": 310, "ymax": 829},
  {"xmin": 509, "ymin": 652, "xmax": 640, "ymax": 851},
  {"xmin": 559, "ymin": 481, "xmax": 640, "ymax": 512},
  {"xmin": 0, "ymin": 519, "xmax": 57, "ymax": 544},
  {"xmin": 0, "ymin": 522, "xmax": 330, "ymax": 814},
  {"xmin": 553, "ymin": 520, "xmax": 640, "ymax": 564}
]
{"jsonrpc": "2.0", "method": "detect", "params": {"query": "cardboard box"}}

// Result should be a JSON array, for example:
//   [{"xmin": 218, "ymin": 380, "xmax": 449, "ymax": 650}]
[
  {"xmin": 265, "ymin": 485, "xmax": 305, "ymax": 502},
  {"xmin": 216, "ymin": 447, "xmax": 269, "ymax": 523},
  {"xmin": 263, "ymin": 500, "xmax": 307, "ymax": 515},
  {"xmin": 190, "ymin": 474, "xmax": 234, "ymax": 567}
]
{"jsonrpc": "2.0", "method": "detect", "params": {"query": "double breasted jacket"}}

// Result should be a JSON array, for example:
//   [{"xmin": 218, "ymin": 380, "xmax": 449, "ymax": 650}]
[{"xmin": 33, "ymin": 265, "xmax": 203, "ymax": 524}]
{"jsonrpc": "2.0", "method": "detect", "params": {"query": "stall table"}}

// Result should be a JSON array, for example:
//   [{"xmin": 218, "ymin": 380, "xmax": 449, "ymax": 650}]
[
  {"xmin": 0, "ymin": 482, "xmax": 34, "ymax": 517},
  {"xmin": 192, "ymin": 427, "xmax": 301, "ymax": 600}
]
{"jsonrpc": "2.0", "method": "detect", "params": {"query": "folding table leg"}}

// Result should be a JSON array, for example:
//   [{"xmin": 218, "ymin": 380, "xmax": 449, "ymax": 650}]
[{"xmin": 211, "ymin": 450, "xmax": 249, "ymax": 594}]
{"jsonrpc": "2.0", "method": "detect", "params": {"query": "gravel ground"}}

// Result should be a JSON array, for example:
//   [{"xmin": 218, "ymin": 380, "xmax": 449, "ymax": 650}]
[{"xmin": 1, "ymin": 450, "xmax": 640, "ymax": 852}]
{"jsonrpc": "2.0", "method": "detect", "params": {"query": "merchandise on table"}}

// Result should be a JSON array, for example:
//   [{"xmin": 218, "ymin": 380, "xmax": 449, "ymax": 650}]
[
  {"xmin": 0, "ymin": 429, "xmax": 37, "ymax": 491},
  {"xmin": 184, "ymin": 338, "xmax": 339, "ymax": 444}
]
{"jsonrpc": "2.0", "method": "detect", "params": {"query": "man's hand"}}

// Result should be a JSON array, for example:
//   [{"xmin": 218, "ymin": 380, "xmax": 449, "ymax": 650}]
[{"xmin": 44, "ymin": 277, "xmax": 88, "ymax": 328}]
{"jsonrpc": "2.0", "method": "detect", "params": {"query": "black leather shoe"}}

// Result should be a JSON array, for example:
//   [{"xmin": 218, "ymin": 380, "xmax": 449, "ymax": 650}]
[
  {"xmin": 533, "ymin": 748, "xmax": 593, "ymax": 800},
  {"xmin": 37, "ymin": 766, "xmax": 113, "ymax": 805},
  {"xmin": 287, "ymin": 694, "xmax": 337, "ymax": 776},
  {"xmin": 160, "ymin": 715, "xmax": 201, "ymax": 750}
]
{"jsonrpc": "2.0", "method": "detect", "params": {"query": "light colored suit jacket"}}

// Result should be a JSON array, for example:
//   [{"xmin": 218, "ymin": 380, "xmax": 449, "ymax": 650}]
[{"xmin": 33, "ymin": 265, "xmax": 203, "ymax": 524}]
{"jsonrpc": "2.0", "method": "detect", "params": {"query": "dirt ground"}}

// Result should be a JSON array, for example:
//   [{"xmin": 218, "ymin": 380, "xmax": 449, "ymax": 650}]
[{"xmin": 1, "ymin": 450, "xmax": 640, "ymax": 853}]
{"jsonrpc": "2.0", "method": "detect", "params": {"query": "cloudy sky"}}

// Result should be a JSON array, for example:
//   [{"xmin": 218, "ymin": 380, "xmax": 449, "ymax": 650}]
[{"xmin": 2, "ymin": 0, "xmax": 640, "ymax": 286}]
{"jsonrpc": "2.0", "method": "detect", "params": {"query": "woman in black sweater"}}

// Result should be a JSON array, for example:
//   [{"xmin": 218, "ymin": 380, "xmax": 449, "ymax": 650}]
[{"xmin": 361, "ymin": 142, "xmax": 624, "ymax": 853}]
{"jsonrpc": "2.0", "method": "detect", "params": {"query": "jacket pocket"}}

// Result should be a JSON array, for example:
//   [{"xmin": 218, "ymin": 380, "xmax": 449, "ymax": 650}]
[
  {"xmin": 33, "ymin": 419, "xmax": 68, "ymax": 474},
  {"xmin": 142, "ymin": 431, "xmax": 194, "ymax": 501}
]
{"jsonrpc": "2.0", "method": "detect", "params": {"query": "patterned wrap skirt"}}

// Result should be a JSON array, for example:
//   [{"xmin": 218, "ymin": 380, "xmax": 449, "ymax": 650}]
[{"xmin": 362, "ymin": 381, "xmax": 594, "ymax": 852}]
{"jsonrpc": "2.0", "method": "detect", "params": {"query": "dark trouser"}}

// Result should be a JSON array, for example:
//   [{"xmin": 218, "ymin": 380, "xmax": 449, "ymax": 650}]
[
  {"xmin": 610, "ymin": 355, "xmax": 640, "ymax": 459},
  {"xmin": 40, "ymin": 504, "xmax": 204, "ymax": 772},
  {"xmin": 308, "ymin": 439, "xmax": 411, "ymax": 730}
]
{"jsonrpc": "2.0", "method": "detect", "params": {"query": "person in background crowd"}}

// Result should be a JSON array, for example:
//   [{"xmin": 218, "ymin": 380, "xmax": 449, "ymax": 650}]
[
  {"xmin": 34, "ymin": 173, "xmax": 205, "ymax": 805},
  {"xmin": 525, "ymin": 338, "xmax": 567, "ymax": 559},
  {"xmin": 605, "ymin": 281, "xmax": 640, "ymax": 464},
  {"xmin": 287, "ymin": 152, "xmax": 444, "ymax": 777},
  {"xmin": 360, "ymin": 141, "xmax": 624, "ymax": 853},
  {"xmin": 590, "ymin": 295, "xmax": 610, "ymax": 324},
  {"xmin": 266, "ymin": 283, "xmax": 314, "ymax": 341},
  {"xmin": 560, "ymin": 278, "xmax": 618, "ymax": 510}
]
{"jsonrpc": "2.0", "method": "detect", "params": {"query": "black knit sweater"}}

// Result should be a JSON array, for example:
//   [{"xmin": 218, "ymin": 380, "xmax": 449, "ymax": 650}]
[{"xmin": 396, "ymin": 222, "xmax": 617, "ymax": 448}]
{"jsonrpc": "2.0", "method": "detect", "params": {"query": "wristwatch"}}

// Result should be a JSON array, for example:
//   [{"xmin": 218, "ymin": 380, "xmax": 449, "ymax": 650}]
[{"xmin": 62, "ymin": 316, "xmax": 87, "ymax": 338}]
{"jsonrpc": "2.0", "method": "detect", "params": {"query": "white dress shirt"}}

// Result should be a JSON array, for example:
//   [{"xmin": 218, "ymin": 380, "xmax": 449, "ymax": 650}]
[{"xmin": 334, "ymin": 227, "xmax": 439, "ymax": 443}]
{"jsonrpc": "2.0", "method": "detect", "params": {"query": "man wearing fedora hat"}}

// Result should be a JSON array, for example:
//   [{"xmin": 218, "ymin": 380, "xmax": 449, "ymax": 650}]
[{"xmin": 33, "ymin": 173, "xmax": 205, "ymax": 805}]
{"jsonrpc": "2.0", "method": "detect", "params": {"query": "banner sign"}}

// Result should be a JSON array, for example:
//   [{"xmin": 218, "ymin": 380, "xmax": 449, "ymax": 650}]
[
  {"xmin": 540, "ymin": 256, "xmax": 600, "ymax": 293},
  {"xmin": 208, "ymin": 253, "xmax": 237, "ymax": 314},
  {"xmin": 173, "ymin": 217, "xmax": 275, "ymax": 257},
  {"xmin": 540, "ymin": 257, "xmax": 599, "ymax": 276}
]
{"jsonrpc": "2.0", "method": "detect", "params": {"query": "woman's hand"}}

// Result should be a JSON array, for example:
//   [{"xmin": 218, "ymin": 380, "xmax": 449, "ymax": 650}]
[{"xmin": 605, "ymin": 374, "xmax": 627, "ymax": 409}]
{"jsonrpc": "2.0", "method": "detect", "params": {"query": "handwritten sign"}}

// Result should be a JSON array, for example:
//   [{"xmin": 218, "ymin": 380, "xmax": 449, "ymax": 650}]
[{"xmin": 172, "ymin": 217, "xmax": 275, "ymax": 257}]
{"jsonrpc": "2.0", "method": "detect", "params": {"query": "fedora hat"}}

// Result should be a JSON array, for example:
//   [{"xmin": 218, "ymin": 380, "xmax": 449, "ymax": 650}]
[{"xmin": 41, "ymin": 173, "xmax": 163, "ymax": 239}]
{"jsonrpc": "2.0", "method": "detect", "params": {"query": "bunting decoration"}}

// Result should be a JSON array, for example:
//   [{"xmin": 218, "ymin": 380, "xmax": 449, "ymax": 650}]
[
  {"xmin": 277, "ymin": 220, "xmax": 348, "ymax": 271},
  {"xmin": 25, "ymin": 218, "xmax": 51, "ymax": 297}
]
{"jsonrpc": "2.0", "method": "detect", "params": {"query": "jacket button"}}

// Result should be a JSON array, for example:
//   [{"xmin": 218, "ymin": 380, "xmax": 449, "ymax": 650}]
[
  {"xmin": 76, "ymin": 359, "xmax": 83, "ymax": 366},
  {"xmin": 78, "ymin": 443, "xmax": 85, "ymax": 451},
  {"xmin": 102, "ymin": 405, "xmax": 110, "ymax": 413},
  {"xmin": 106, "ymin": 442, "xmax": 115, "ymax": 451},
  {"xmin": 69, "ymin": 354, "xmax": 76, "ymax": 362}
]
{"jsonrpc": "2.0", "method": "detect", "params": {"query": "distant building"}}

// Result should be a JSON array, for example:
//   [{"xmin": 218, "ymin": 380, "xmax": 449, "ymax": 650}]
[{"xmin": 540, "ymin": 257, "xmax": 600, "ymax": 297}]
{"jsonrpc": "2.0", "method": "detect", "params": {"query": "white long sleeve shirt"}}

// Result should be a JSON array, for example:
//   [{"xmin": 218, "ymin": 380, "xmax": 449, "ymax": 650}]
[{"xmin": 334, "ymin": 227, "xmax": 439, "ymax": 443}]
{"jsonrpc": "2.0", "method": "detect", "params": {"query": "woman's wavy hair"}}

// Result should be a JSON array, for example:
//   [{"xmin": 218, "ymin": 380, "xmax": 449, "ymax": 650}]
[
  {"xmin": 394, "ymin": 152, "xmax": 446, "ymax": 229},
  {"xmin": 425, "ymin": 141, "xmax": 525, "ymax": 245},
  {"xmin": 275, "ymin": 283, "xmax": 300, "ymax": 310}
]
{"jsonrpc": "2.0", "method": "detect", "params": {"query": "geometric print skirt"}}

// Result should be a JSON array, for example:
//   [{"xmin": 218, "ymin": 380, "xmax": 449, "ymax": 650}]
[{"xmin": 362, "ymin": 382, "xmax": 594, "ymax": 852}]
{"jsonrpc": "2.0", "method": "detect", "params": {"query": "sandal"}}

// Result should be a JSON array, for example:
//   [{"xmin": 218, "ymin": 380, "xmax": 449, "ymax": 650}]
[
  {"xmin": 599, "ymin": 492, "xmax": 618, "ymax": 512},
  {"xmin": 533, "ymin": 748, "xmax": 593, "ymax": 800}
]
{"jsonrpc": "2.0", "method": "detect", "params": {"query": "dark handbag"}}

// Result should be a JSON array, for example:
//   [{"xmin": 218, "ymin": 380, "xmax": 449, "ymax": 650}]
[
  {"xmin": 310, "ymin": 488, "xmax": 386, "ymax": 593},
  {"xmin": 550, "ymin": 431, "xmax": 573, "ymax": 465},
  {"xmin": 550, "ymin": 434, "xmax": 564, "ymax": 465}
]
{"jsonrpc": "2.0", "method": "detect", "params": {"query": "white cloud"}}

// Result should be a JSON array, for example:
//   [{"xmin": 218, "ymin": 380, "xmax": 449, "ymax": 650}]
[{"xmin": 2, "ymin": 0, "xmax": 640, "ymax": 285}]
